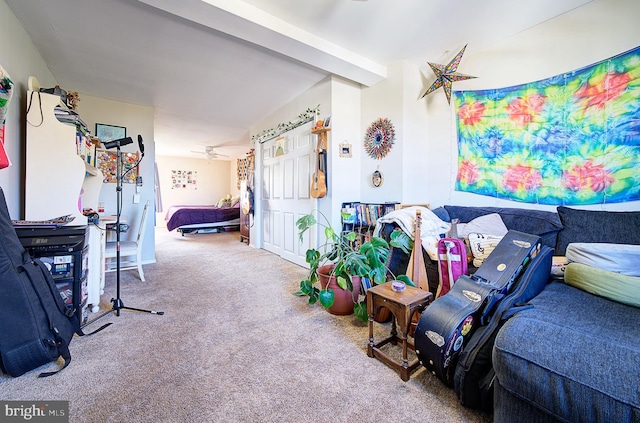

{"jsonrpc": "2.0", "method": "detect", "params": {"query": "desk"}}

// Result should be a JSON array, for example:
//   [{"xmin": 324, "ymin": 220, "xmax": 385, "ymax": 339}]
[
  {"xmin": 367, "ymin": 282, "xmax": 433, "ymax": 381},
  {"xmin": 86, "ymin": 224, "xmax": 104, "ymax": 312},
  {"xmin": 100, "ymin": 215, "xmax": 129, "ymax": 242},
  {"xmin": 86, "ymin": 215, "xmax": 127, "ymax": 313}
]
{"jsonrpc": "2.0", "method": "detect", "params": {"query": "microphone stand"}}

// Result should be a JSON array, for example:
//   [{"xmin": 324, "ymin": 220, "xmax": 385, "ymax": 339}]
[{"xmin": 84, "ymin": 139, "xmax": 163, "ymax": 328}]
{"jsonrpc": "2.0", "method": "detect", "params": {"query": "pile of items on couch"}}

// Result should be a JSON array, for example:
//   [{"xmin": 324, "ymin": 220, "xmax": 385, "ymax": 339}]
[{"xmin": 377, "ymin": 205, "xmax": 640, "ymax": 422}]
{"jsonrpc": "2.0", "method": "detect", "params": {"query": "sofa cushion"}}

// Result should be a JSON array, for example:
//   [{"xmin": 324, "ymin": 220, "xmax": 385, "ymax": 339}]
[
  {"xmin": 494, "ymin": 282, "xmax": 640, "ymax": 422},
  {"xmin": 555, "ymin": 207, "xmax": 640, "ymax": 255},
  {"xmin": 564, "ymin": 262, "xmax": 640, "ymax": 308},
  {"xmin": 444, "ymin": 206, "xmax": 562, "ymax": 249}
]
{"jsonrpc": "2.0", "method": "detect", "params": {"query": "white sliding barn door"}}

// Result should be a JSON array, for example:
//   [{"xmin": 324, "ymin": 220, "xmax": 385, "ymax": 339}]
[{"xmin": 260, "ymin": 123, "xmax": 315, "ymax": 267}]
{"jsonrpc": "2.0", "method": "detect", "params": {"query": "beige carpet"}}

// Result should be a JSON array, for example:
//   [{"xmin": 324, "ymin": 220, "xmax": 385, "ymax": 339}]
[{"xmin": 0, "ymin": 228, "xmax": 492, "ymax": 423}]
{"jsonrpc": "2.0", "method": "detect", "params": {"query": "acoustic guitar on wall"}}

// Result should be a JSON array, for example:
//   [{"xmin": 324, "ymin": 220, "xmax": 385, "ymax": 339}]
[{"xmin": 310, "ymin": 147, "xmax": 326, "ymax": 198}]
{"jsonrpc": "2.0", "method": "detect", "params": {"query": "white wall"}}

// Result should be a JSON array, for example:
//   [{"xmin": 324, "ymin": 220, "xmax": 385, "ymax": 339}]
[
  {"xmin": 422, "ymin": 0, "xmax": 640, "ymax": 211},
  {"xmin": 327, "ymin": 76, "xmax": 363, "ymax": 231},
  {"xmin": 229, "ymin": 157, "xmax": 242, "ymax": 197},
  {"xmin": 76, "ymin": 94, "xmax": 156, "ymax": 264},
  {"xmin": 155, "ymin": 155, "xmax": 232, "ymax": 228},
  {"xmin": 360, "ymin": 62, "xmax": 404, "ymax": 204},
  {"xmin": 0, "ymin": 0, "xmax": 57, "ymax": 217},
  {"xmin": 401, "ymin": 61, "xmax": 431, "ymax": 205}
]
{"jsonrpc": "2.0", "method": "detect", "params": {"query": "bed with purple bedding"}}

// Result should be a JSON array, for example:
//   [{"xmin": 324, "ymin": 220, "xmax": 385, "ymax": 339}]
[{"xmin": 164, "ymin": 204, "xmax": 240, "ymax": 233}]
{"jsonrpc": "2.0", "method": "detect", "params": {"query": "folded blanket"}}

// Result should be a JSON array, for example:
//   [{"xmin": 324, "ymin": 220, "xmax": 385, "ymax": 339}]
[
  {"xmin": 374, "ymin": 206, "xmax": 450, "ymax": 260},
  {"xmin": 566, "ymin": 243, "xmax": 640, "ymax": 277}
]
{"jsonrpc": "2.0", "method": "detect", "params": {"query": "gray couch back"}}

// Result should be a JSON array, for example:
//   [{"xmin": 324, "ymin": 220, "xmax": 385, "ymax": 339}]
[
  {"xmin": 435, "ymin": 205, "xmax": 562, "ymax": 250},
  {"xmin": 433, "ymin": 205, "xmax": 640, "ymax": 256}
]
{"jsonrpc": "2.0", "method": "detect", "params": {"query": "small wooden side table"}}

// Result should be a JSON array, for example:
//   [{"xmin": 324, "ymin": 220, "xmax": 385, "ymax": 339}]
[{"xmin": 367, "ymin": 282, "xmax": 433, "ymax": 381}]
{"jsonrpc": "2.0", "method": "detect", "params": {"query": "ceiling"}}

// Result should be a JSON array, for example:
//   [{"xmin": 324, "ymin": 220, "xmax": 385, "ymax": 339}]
[{"xmin": 6, "ymin": 0, "xmax": 593, "ymax": 160}]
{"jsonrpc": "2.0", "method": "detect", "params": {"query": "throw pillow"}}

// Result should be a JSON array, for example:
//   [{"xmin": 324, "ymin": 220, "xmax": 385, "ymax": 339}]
[
  {"xmin": 458, "ymin": 213, "xmax": 508, "ymax": 239},
  {"xmin": 555, "ymin": 207, "xmax": 640, "ymax": 256},
  {"xmin": 467, "ymin": 233, "xmax": 504, "ymax": 267},
  {"xmin": 564, "ymin": 262, "xmax": 640, "ymax": 308}
]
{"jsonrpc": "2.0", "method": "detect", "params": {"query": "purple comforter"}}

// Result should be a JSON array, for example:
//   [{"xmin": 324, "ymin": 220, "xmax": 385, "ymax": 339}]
[{"xmin": 164, "ymin": 205, "xmax": 240, "ymax": 231}]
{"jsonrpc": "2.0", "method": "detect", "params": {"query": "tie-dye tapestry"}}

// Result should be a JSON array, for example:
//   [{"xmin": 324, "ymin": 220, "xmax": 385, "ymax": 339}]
[{"xmin": 453, "ymin": 46, "xmax": 640, "ymax": 205}]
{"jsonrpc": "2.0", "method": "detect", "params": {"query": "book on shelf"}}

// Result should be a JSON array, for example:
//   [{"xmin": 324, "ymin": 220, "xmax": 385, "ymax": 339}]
[
  {"xmin": 341, "ymin": 201, "xmax": 398, "ymax": 227},
  {"xmin": 340, "ymin": 202, "xmax": 399, "ymax": 250},
  {"xmin": 341, "ymin": 206, "xmax": 357, "ymax": 224}
]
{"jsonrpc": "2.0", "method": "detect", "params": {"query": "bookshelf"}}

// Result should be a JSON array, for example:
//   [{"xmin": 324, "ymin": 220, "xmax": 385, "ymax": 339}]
[{"xmin": 340, "ymin": 202, "xmax": 399, "ymax": 247}]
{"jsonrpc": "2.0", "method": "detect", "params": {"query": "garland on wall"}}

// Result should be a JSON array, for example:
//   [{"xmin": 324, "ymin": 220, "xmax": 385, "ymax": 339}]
[
  {"xmin": 453, "ymin": 45, "xmax": 640, "ymax": 205},
  {"xmin": 250, "ymin": 105, "xmax": 320, "ymax": 144}
]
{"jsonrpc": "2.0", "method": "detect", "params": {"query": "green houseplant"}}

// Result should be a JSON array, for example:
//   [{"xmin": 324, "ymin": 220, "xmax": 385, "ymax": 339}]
[{"xmin": 294, "ymin": 210, "xmax": 414, "ymax": 322}]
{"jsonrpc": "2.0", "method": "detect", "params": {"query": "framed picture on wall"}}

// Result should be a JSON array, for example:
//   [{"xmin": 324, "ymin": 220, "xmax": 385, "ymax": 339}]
[{"xmin": 96, "ymin": 123, "xmax": 126, "ymax": 142}]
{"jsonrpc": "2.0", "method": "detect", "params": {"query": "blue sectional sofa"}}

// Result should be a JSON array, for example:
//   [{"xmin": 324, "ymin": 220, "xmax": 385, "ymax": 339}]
[{"xmin": 432, "ymin": 205, "xmax": 640, "ymax": 422}]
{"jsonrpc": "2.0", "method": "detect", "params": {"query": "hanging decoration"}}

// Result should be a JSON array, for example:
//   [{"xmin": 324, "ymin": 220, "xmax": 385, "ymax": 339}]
[
  {"xmin": 0, "ymin": 65, "xmax": 14, "ymax": 169},
  {"xmin": 421, "ymin": 44, "xmax": 476, "ymax": 104},
  {"xmin": 453, "ymin": 45, "xmax": 640, "ymax": 205},
  {"xmin": 237, "ymin": 149, "xmax": 255, "ymax": 189},
  {"xmin": 364, "ymin": 118, "xmax": 395, "ymax": 160},
  {"xmin": 339, "ymin": 141, "xmax": 352, "ymax": 158},
  {"xmin": 251, "ymin": 106, "xmax": 320, "ymax": 144},
  {"xmin": 372, "ymin": 169, "xmax": 384, "ymax": 187}
]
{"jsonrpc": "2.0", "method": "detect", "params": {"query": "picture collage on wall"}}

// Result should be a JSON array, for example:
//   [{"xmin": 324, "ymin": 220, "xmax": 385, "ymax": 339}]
[
  {"xmin": 171, "ymin": 170, "xmax": 197, "ymax": 189},
  {"xmin": 96, "ymin": 150, "xmax": 139, "ymax": 184},
  {"xmin": 237, "ymin": 149, "xmax": 255, "ymax": 189}
]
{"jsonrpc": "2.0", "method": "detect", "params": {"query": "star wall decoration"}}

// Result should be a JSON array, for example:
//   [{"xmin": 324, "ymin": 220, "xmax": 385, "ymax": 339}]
[{"xmin": 421, "ymin": 44, "xmax": 477, "ymax": 104}]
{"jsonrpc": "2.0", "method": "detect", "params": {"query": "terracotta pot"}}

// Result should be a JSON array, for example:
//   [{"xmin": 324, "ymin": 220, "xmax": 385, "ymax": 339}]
[{"xmin": 317, "ymin": 264, "xmax": 361, "ymax": 316}]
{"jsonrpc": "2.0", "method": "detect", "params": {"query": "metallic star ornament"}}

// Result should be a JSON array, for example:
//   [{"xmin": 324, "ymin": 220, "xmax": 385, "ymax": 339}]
[{"xmin": 421, "ymin": 44, "xmax": 477, "ymax": 104}]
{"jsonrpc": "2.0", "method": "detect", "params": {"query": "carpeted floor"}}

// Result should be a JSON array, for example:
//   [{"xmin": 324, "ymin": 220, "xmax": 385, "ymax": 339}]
[{"xmin": 0, "ymin": 228, "xmax": 492, "ymax": 423}]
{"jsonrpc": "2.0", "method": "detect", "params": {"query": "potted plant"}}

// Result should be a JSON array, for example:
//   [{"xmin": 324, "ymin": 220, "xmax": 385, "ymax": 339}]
[{"xmin": 294, "ymin": 210, "xmax": 414, "ymax": 322}]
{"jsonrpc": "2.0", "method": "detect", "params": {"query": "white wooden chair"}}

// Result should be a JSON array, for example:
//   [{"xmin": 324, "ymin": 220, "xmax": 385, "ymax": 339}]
[{"xmin": 105, "ymin": 201, "xmax": 149, "ymax": 281}]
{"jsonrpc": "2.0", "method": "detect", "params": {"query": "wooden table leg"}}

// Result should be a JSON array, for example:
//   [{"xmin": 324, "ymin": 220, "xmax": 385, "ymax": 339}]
[
  {"xmin": 367, "ymin": 293, "xmax": 375, "ymax": 358},
  {"xmin": 390, "ymin": 315, "xmax": 398, "ymax": 345},
  {"xmin": 368, "ymin": 314, "xmax": 375, "ymax": 358},
  {"xmin": 399, "ymin": 306, "xmax": 411, "ymax": 381}
]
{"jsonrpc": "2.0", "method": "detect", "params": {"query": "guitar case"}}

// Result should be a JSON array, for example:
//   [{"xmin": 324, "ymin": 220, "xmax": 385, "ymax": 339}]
[
  {"xmin": 414, "ymin": 230, "xmax": 541, "ymax": 386},
  {"xmin": 453, "ymin": 245, "xmax": 553, "ymax": 411}
]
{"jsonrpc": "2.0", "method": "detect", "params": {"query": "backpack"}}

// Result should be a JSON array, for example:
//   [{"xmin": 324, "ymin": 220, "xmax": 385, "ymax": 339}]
[
  {"xmin": 436, "ymin": 238, "xmax": 468, "ymax": 298},
  {"xmin": 0, "ymin": 187, "xmax": 105, "ymax": 377}
]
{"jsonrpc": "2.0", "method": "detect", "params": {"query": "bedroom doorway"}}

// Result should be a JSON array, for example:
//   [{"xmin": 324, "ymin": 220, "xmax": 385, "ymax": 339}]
[{"xmin": 260, "ymin": 122, "xmax": 315, "ymax": 267}]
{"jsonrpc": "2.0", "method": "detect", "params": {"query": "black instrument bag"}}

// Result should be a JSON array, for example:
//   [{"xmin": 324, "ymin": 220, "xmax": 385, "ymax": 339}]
[
  {"xmin": 453, "ymin": 245, "xmax": 553, "ymax": 411},
  {"xmin": 0, "ymin": 187, "xmax": 84, "ymax": 377},
  {"xmin": 414, "ymin": 230, "xmax": 542, "ymax": 386}
]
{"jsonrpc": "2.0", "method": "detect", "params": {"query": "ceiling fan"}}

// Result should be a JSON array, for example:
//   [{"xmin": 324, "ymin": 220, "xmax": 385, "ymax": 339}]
[{"xmin": 190, "ymin": 146, "xmax": 229, "ymax": 160}]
